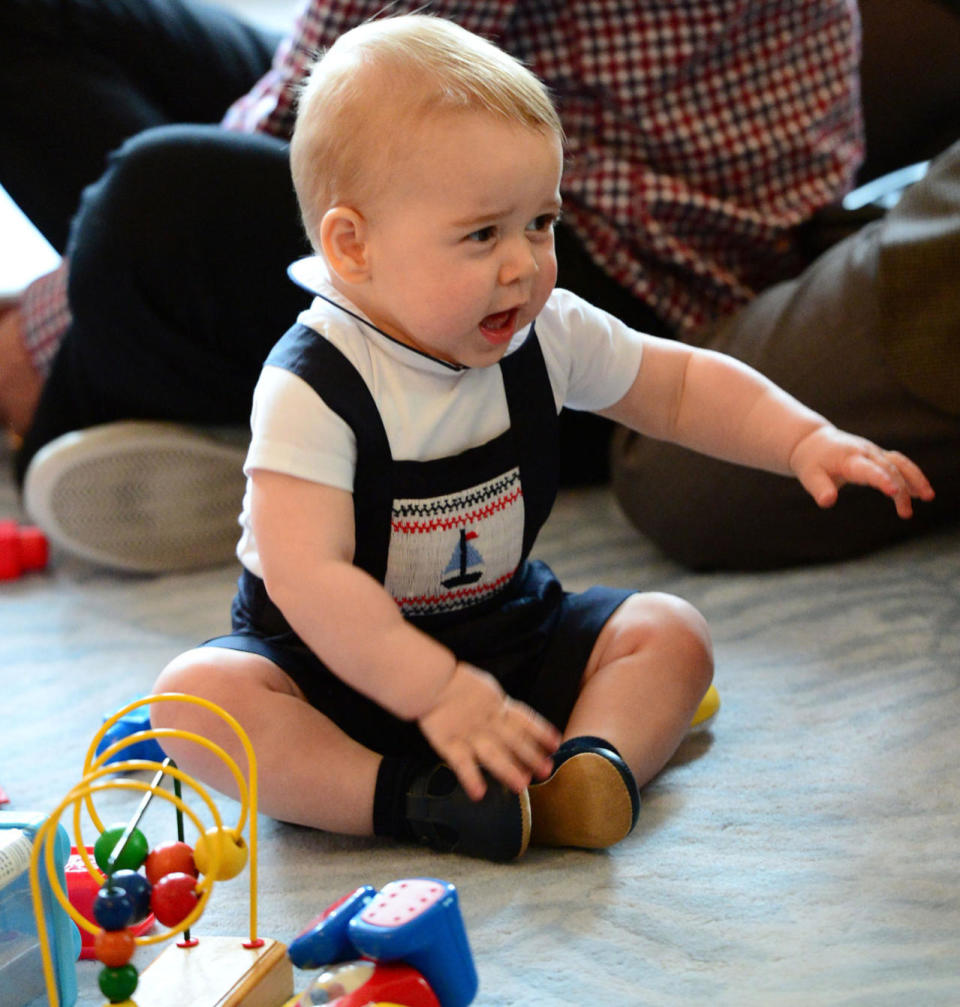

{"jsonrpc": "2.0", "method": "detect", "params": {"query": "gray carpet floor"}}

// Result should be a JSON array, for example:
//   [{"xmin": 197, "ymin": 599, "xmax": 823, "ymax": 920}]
[{"xmin": 3, "ymin": 433, "xmax": 959, "ymax": 1006}]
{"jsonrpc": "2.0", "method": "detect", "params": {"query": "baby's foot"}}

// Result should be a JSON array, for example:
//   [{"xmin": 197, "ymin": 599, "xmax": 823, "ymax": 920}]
[
  {"xmin": 405, "ymin": 763, "xmax": 531, "ymax": 861},
  {"xmin": 529, "ymin": 737, "xmax": 640, "ymax": 849}
]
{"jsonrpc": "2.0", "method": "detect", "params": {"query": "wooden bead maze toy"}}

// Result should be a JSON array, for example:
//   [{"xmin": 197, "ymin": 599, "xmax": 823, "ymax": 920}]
[{"xmin": 28, "ymin": 694, "xmax": 293, "ymax": 1007}]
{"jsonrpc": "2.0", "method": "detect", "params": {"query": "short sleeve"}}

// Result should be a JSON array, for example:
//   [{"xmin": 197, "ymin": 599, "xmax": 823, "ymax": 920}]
[
  {"xmin": 244, "ymin": 365, "xmax": 357, "ymax": 491},
  {"xmin": 535, "ymin": 288, "xmax": 646, "ymax": 413}
]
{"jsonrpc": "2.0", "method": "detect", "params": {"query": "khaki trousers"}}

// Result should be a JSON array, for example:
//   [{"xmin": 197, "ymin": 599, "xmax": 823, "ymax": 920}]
[{"xmin": 611, "ymin": 141, "xmax": 960, "ymax": 569}]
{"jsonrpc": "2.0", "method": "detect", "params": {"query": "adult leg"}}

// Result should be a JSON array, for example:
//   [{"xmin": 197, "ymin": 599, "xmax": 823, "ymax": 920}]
[
  {"xmin": 0, "ymin": 0, "xmax": 278, "ymax": 250},
  {"xmin": 611, "ymin": 141, "xmax": 960, "ymax": 570},
  {"xmin": 16, "ymin": 125, "xmax": 312, "ymax": 484}
]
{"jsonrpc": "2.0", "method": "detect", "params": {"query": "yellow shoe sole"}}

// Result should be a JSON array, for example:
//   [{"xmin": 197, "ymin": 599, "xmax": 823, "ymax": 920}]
[{"xmin": 529, "ymin": 751, "xmax": 636, "ymax": 849}]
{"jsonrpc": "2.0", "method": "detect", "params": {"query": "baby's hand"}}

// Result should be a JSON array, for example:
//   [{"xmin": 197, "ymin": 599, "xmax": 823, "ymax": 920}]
[
  {"xmin": 417, "ymin": 662, "xmax": 561, "ymax": 801},
  {"xmin": 789, "ymin": 425, "xmax": 935, "ymax": 518}
]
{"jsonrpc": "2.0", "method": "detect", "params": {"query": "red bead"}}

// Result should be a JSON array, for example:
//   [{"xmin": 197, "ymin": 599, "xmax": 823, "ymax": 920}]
[
  {"xmin": 144, "ymin": 841, "xmax": 197, "ymax": 885},
  {"xmin": 150, "ymin": 872, "xmax": 199, "ymax": 927},
  {"xmin": 94, "ymin": 927, "xmax": 136, "ymax": 968}
]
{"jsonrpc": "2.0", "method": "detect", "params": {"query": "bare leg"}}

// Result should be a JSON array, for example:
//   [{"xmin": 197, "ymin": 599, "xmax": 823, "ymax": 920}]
[
  {"xmin": 565, "ymin": 592, "xmax": 714, "ymax": 785},
  {"xmin": 0, "ymin": 304, "xmax": 41, "ymax": 436},
  {"xmin": 530, "ymin": 592, "xmax": 713, "ymax": 848},
  {"xmin": 151, "ymin": 648, "xmax": 380, "ymax": 835}
]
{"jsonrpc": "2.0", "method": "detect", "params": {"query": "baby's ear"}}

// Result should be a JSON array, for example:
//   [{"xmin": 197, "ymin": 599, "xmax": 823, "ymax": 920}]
[{"xmin": 320, "ymin": 206, "xmax": 370, "ymax": 284}]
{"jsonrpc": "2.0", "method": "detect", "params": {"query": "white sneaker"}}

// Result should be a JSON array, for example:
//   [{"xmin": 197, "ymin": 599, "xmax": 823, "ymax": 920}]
[{"xmin": 23, "ymin": 421, "xmax": 248, "ymax": 573}]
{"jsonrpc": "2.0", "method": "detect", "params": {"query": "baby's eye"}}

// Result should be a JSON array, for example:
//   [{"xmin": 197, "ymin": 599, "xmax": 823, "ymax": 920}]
[
  {"xmin": 466, "ymin": 226, "xmax": 497, "ymax": 243},
  {"xmin": 527, "ymin": 213, "xmax": 559, "ymax": 234}
]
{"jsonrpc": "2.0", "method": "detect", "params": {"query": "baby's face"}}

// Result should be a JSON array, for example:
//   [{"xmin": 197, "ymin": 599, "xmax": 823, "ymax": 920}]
[{"xmin": 352, "ymin": 111, "xmax": 563, "ymax": 368}]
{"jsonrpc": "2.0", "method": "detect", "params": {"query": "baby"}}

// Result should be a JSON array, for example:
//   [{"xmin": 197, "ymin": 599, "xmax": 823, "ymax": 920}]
[{"xmin": 151, "ymin": 15, "xmax": 932, "ymax": 861}]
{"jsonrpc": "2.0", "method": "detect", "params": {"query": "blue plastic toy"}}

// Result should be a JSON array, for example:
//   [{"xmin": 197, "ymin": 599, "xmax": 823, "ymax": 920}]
[
  {"xmin": 287, "ymin": 878, "xmax": 477, "ymax": 1007},
  {"xmin": 94, "ymin": 700, "xmax": 166, "ymax": 766},
  {"xmin": 0, "ymin": 811, "xmax": 81, "ymax": 1007}
]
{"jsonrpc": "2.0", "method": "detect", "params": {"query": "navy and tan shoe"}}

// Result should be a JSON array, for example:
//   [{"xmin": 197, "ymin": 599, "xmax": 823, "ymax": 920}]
[
  {"xmin": 405, "ymin": 763, "xmax": 531, "ymax": 862},
  {"xmin": 529, "ymin": 738, "xmax": 640, "ymax": 849}
]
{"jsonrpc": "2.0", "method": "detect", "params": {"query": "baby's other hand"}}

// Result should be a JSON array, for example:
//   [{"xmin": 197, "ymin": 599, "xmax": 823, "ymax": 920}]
[
  {"xmin": 790, "ymin": 425, "xmax": 935, "ymax": 518},
  {"xmin": 417, "ymin": 662, "xmax": 561, "ymax": 801}
]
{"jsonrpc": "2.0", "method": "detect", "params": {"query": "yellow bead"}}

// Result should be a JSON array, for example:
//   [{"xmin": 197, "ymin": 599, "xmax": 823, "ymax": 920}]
[{"xmin": 193, "ymin": 827, "xmax": 248, "ymax": 880}]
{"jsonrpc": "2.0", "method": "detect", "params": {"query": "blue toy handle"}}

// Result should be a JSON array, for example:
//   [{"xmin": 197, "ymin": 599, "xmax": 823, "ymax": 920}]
[
  {"xmin": 287, "ymin": 885, "xmax": 376, "ymax": 969},
  {"xmin": 348, "ymin": 879, "xmax": 477, "ymax": 1007}
]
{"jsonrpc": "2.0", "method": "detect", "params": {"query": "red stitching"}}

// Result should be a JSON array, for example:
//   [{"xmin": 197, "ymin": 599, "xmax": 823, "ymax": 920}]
[{"xmin": 392, "ymin": 487, "xmax": 523, "ymax": 535}]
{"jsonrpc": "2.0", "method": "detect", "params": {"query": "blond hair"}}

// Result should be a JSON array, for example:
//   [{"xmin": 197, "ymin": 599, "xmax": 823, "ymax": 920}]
[{"xmin": 290, "ymin": 14, "xmax": 563, "ymax": 248}]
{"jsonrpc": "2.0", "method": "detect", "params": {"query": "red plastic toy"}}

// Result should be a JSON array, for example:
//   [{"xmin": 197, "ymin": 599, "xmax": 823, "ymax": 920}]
[
  {"xmin": 284, "ymin": 960, "xmax": 441, "ymax": 1007},
  {"xmin": 0, "ymin": 519, "xmax": 49, "ymax": 580},
  {"xmin": 64, "ymin": 847, "xmax": 155, "ymax": 960}
]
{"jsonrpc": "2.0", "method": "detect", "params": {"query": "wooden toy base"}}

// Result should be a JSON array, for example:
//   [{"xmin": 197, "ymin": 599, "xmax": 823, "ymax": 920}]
[{"xmin": 134, "ymin": 936, "xmax": 292, "ymax": 1007}]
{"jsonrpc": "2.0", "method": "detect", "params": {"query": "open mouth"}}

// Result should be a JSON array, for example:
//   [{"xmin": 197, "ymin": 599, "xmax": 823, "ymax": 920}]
[{"xmin": 479, "ymin": 307, "xmax": 519, "ymax": 344}]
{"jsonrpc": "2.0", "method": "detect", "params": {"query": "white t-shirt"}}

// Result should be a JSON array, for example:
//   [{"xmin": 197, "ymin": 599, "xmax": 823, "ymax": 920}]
[{"xmin": 237, "ymin": 259, "xmax": 646, "ymax": 575}]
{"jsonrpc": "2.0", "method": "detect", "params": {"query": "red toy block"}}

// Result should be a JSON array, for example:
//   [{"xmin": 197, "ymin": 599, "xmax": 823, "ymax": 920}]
[{"xmin": 0, "ymin": 520, "xmax": 49, "ymax": 580}]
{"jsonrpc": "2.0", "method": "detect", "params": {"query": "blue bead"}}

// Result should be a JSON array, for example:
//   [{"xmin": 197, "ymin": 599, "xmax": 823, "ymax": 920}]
[
  {"xmin": 93, "ymin": 885, "xmax": 135, "ymax": 931},
  {"xmin": 110, "ymin": 870, "xmax": 153, "ymax": 924}
]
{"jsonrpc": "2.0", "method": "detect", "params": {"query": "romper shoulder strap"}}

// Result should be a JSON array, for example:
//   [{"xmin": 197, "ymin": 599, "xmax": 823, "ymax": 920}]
[
  {"xmin": 265, "ymin": 323, "xmax": 394, "ymax": 581},
  {"xmin": 499, "ymin": 325, "xmax": 560, "ymax": 558}
]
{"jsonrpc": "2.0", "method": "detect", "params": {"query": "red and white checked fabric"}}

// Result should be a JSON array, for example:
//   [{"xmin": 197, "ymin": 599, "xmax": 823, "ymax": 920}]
[
  {"xmin": 223, "ymin": 0, "xmax": 864, "ymax": 337},
  {"xmin": 20, "ymin": 260, "xmax": 71, "ymax": 378},
  {"xmin": 23, "ymin": 1, "xmax": 863, "ymax": 370}
]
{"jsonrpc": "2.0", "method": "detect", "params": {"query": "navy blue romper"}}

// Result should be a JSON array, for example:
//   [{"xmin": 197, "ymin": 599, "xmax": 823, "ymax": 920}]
[{"xmin": 205, "ymin": 316, "xmax": 632, "ymax": 759}]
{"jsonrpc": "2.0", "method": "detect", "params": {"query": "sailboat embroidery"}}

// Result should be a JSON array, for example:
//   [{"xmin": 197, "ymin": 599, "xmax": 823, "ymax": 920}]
[{"xmin": 441, "ymin": 529, "xmax": 484, "ymax": 588}]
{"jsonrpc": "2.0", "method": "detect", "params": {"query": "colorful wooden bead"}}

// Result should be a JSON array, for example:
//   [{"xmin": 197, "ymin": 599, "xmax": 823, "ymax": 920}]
[
  {"xmin": 94, "ymin": 927, "xmax": 136, "ymax": 968},
  {"xmin": 144, "ymin": 840, "xmax": 197, "ymax": 884},
  {"xmin": 94, "ymin": 825, "xmax": 149, "ymax": 873},
  {"xmin": 150, "ymin": 871, "xmax": 199, "ymax": 926},
  {"xmin": 193, "ymin": 826, "xmax": 248, "ymax": 881},
  {"xmin": 93, "ymin": 886, "xmax": 135, "ymax": 931},
  {"xmin": 110, "ymin": 869, "xmax": 153, "ymax": 924},
  {"xmin": 97, "ymin": 963, "xmax": 138, "ymax": 1002}
]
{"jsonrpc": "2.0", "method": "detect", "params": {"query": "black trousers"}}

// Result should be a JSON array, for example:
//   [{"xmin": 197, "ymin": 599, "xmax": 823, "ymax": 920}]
[{"xmin": 0, "ymin": 0, "xmax": 279, "ymax": 251}]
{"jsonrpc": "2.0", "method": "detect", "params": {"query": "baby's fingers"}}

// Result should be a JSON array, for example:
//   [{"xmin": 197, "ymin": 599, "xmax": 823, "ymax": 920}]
[
  {"xmin": 480, "ymin": 706, "xmax": 558, "ymax": 790},
  {"xmin": 841, "ymin": 453, "xmax": 914, "ymax": 516},
  {"xmin": 887, "ymin": 451, "xmax": 935, "ymax": 502},
  {"xmin": 442, "ymin": 740, "xmax": 489, "ymax": 802}
]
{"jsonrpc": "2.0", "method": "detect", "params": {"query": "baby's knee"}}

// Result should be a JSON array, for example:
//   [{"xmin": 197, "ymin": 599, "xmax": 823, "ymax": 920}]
[
  {"xmin": 149, "ymin": 649, "xmax": 217, "ymax": 731},
  {"xmin": 620, "ymin": 592, "xmax": 714, "ymax": 688}
]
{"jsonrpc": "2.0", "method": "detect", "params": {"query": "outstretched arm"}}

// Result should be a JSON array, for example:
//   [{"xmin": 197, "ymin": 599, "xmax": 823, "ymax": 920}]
[
  {"xmin": 250, "ymin": 469, "xmax": 560, "ymax": 800},
  {"xmin": 600, "ymin": 336, "xmax": 934, "ymax": 516}
]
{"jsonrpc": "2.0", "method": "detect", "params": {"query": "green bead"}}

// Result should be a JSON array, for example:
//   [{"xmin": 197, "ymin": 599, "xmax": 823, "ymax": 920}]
[
  {"xmin": 98, "ymin": 963, "xmax": 138, "ymax": 1002},
  {"xmin": 94, "ymin": 825, "xmax": 149, "ymax": 873}
]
